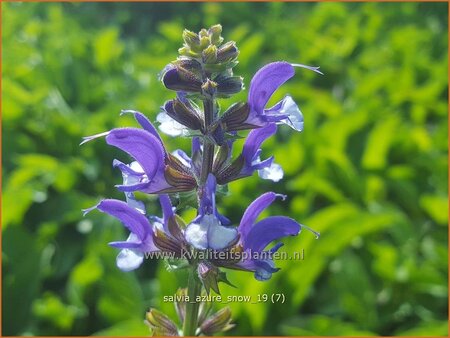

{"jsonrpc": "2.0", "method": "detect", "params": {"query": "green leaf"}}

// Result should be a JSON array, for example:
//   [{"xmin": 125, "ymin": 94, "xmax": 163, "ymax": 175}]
[
  {"xmin": 396, "ymin": 320, "xmax": 448, "ymax": 336},
  {"xmin": 420, "ymin": 194, "xmax": 448, "ymax": 225},
  {"xmin": 33, "ymin": 292, "xmax": 80, "ymax": 331},
  {"xmin": 2, "ymin": 226, "xmax": 42, "ymax": 335},
  {"xmin": 362, "ymin": 116, "xmax": 400, "ymax": 170},
  {"xmin": 70, "ymin": 255, "xmax": 104, "ymax": 288},
  {"xmin": 93, "ymin": 27, "xmax": 124, "ymax": 69},
  {"xmin": 280, "ymin": 315, "xmax": 377, "ymax": 336}
]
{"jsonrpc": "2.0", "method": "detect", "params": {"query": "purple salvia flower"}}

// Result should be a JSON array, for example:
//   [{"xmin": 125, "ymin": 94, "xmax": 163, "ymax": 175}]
[
  {"xmin": 112, "ymin": 159, "xmax": 146, "ymax": 214},
  {"xmin": 245, "ymin": 61, "xmax": 322, "ymax": 131},
  {"xmin": 81, "ymin": 111, "xmax": 197, "ymax": 194},
  {"xmin": 183, "ymin": 176, "xmax": 318, "ymax": 281},
  {"xmin": 235, "ymin": 192, "xmax": 318, "ymax": 281},
  {"xmin": 106, "ymin": 127, "xmax": 173, "ymax": 193},
  {"xmin": 241, "ymin": 123, "xmax": 279, "ymax": 179},
  {"xmin": 215, "ymin": 123, "xmax": 283, "ymax": 184},
  {"xmin": 83, "ymin": 194, "xmax": 176, "ymax": 272},
  {"xmin": 185, "ymin": 174, "xmax": 237, "ymax": 250},
  {"xmin": 83, "ymin": 199, "xmax": 159, "ymax": 271},
  {"xmin": 156, "ymin": 194, "xmax": 179, "ymax": 237}
]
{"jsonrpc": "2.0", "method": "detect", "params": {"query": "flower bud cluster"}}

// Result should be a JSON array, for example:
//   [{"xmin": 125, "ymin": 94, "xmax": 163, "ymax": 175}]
[{"xmin": 162, "ymin": 25, "xmax": 242, "ymax": 98}]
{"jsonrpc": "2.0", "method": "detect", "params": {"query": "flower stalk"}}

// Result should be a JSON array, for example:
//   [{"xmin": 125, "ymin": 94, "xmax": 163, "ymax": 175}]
[
  {"xmin": 188, "ymin": 62, "xmax": 218, "ymax": 334},
  {"xmin": 183, "ymin": 267, "xmax": 203, "ymax": 336}
]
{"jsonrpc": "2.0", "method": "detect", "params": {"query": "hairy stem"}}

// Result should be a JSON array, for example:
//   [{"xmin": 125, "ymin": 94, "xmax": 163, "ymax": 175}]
[{"xmin": 183, "ymin": 267, "xmax": 202, "ymax": 336}]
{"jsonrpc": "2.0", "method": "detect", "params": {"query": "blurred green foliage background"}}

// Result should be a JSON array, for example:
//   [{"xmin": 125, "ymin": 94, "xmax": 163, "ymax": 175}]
[{"xmin": 2, "ymin": 1, "xmax": 448, "ymax": 336}]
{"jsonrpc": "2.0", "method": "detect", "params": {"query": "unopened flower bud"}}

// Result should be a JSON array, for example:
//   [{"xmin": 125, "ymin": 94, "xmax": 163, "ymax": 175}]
[
  {"xmin": 163, "ymin": 99, "xmax": 203, "ymax": 132},
  {"xmin": 215, "ymin": 75, "xmax": 244, "ymax": 97},
  {"xmin": 201, "ymin": 79, "xmax": 218, "ymax": 98},
  {"xmin": 173, "ymin": 58, "xmax": 202, "ymax": 73},
  {"xmin": 203, "ymin": 60, "xmax": 239, "ymax": 73},
  {"xmin": 167, "ymin": 152, "xmax": 194, "ymax": 175},
  {"xmin": 153, "ymin": 227, "xmax": 185, "ymax": 257},
  {"xmin": 199, "ymin": 28, "xmax": 209, "ymax": 38},
  {"xmin": 167, "ymin": 214, "xmax": 186, "ymax": 243},
  {"xmin": 220, "ymin": 102, "xmax": 252, "ymax": 131},
  {"xmin": 212, "ymin": 143, "xmax": 230, "ymax": 172},
  {"xmin": 214, "ymin": 154, "xmax": 245, "ymax": 185},
  {"xmin": 200, "ymin": 307, "xmax": 234, "ymax": 335},
  {"xmin": 174, "ymin": 288, "xmax": 188, "ymax": 324},
  {"xmin": 217, "ymin": 41, "xmax": 239, "ymax": 62},
  {"xmin": 164, "ymin": 165, "xmax": 198, "ymax": 192},
  {"xmin": 198, "ymin": 261, "xmax": 221, "ymax": 294},
  {"xmin": 162, "ymin": 66, "xmax": 203, "ymax": 93},
  {"xmin": 199, "ymin": 36, "xmax": 211, "ymax": 50},
  {"xmin": 145, "ymin": 309, "xmax": 179, "ymax": 336},
  {"xmin": 197, "ymin": 294, "xmax": 213, "ymax": 325},
  {"xmin": 183, "ymin": 29, "xmax": 199, "ymax": 45},
  {"xmin": 202, "ymin": 44, "xmax": 218, "ymax": 64},
  {"xmin": 178, "ymin": 46, "xmax": 189, "ymax": 56},
  {"xmin": 208, "ymin": 24, "xmax": 224, "ymax": 46}
]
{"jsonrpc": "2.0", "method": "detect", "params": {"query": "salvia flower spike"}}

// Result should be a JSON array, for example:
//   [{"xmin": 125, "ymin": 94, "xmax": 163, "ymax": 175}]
[{"xmin": 82, "ymin": 24, "xmax": 321, "ymax": 336}]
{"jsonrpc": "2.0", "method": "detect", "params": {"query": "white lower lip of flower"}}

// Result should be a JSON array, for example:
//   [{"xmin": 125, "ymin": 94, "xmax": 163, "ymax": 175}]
[
  {"xmin": 255, "ymin": 268, "xmax": 272, "ymax": 281},
  {"xmin": 157, "ymin": 112, "xmax": 189, "ymax": 137},
  {"xmin": 208, "ymin": 219, "xmax": 238, "ymax": 250},
  {"xmin": 258, "ymin": 162, "xmax": 284, "ymax": 182},
  {"xmin": 185, "ymin": 214, "xmax": 238, "ymax": 250},
  {"xmin": 254, "ymin": 258, "xmax": 277, "ymax": 281},
  {"xmin": 117, "ymin": 248, "xmax": 144, "ymax": 271},
  {"xmin": 185, "ymin": 222, "xmax": 209, "ymax": 249},
  {"xmin": 252, "ymin": 155, "xmax": 284, "ymax": 182},
  {"xmin": 122, "ymin": 162, "xmax": 147, "ymax": 186},
  {"xmin": 278, "ymin": 95, "xmax": 304, "ymax": 132}
]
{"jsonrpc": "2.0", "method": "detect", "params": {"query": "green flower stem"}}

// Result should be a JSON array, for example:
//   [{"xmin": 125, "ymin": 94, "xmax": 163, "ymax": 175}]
[
  {"xmin": 183, "ymin": 80, "xmax": 217, "ymax": 335},
  {"xmin": 183, "ymin": 267, "xmax": 202, "ymax": 336}
]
